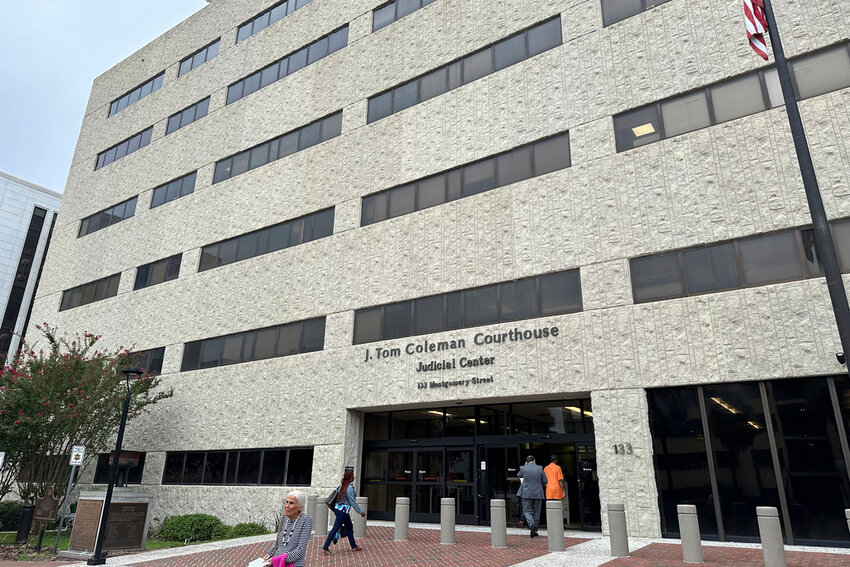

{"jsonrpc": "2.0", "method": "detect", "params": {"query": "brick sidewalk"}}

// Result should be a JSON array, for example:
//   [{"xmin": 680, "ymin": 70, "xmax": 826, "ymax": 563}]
[
  {"xmin": 128, "ymin": 527, "xmax": 587, "ymax": 567},
  {"xmin": 600, "ymin": 542, "xmax": 850, "ymax": 567}
]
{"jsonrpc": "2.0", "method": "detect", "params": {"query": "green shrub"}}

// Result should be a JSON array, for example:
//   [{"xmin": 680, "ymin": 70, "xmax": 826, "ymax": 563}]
[
  {"xmin": 211, "ymin": 523, "xmax": 230, "ymax": 540},
  {"xmin": 0, "ymin": 501, "xmax": 22, "ymax": 532},
  {"xmin": 156, "ymin": 514, "xmax": 224, "ymax": 542},
  {"xmin": 230, "ymin": 522, "xmax": 269, "ymax": 538}
]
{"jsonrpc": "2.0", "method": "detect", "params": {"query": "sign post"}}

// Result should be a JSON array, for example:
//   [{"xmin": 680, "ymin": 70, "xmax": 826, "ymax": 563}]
[{"xmin": 53, "ymin": 446, "xmax": 85, "ymax": 554}]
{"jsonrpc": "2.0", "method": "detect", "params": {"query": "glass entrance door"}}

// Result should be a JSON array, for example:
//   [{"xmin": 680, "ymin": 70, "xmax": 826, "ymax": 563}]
[
  {"xmin": 478, "ymin": 445, "xmax": 522, "ymax": 525},
  {"xmin": 577, "ymin": 444, "xmax": 601, "ymax": 530}
]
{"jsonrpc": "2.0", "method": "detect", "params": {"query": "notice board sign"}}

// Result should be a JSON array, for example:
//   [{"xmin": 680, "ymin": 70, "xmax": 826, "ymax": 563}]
[
  {"xmin": 102, "ymin": 502, "xmax": 149, "ymax": 550},
  {"xmin": 69, "ymin": 498, "xmax": 103, "ymax": 551}
]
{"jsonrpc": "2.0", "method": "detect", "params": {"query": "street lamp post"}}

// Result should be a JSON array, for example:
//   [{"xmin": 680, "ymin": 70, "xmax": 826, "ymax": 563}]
[{"xmin": 87, "ymin": 367, "xmax": 142, "ymax": 565}]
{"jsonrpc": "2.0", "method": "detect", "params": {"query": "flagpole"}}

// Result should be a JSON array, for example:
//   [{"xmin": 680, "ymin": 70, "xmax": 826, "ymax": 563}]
[{"xmin": 761, "ymin": 0, "xmax": 850, "ymax": 374}]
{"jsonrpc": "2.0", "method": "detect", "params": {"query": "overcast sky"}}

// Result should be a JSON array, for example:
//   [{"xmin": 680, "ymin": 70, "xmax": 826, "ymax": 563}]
[{"xmin": 0, "ymin": 1, "xmax": 209, "ymax": 193}]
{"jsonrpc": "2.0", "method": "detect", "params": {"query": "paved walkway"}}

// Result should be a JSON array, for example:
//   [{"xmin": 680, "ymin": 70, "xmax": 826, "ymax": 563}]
[{"xmin": 2, "ymin": 524, "xmax": 849, "ymax": 566}]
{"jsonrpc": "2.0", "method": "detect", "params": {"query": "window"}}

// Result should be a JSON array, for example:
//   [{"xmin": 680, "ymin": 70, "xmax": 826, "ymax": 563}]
[
  {"xmin": 95, "ymin": 127, "xmax": 153, "ymax": 169},
  {"xmin": 199, "ymin": 208, "xmax": 333, "ymax": 271},
  {"xmin": 361, "ymin": 133, "xmax": 570, "ymax": 226},
  {"xmin": 78, "ymin": 197, "xmax": 137, "ymax": 237},
  {"xmin": 601, "ymin": 0, "xmax": 673, "ymax": 27},
  {"xmin": 132, "ymin": 347, "xmax": 165, "ymax": 375},
  {"xmin": 178, "ymin": 39, "xmax": 220, "ymax": 76},
  {"xmin": 181, "ymin": 317, "xmax": 326, "ymax": 371},
  {"xmin": 134, "ymin": 254, "xmax": 181, "ymax": 290},
  {"xmin": 630, "ymin": 219, "xmax": 850, "ymax": 304},
  {"xmin": 166, "ymin": 98, "xmax": 210, "ymax": 135},
  {"xmin": 227, "ymin": 26, "xmax": 348, "ymax": 105},
  {"xmin": 60, "ymin": 274, "xmax": 121, "ymax": 311},
  {"xmin": 372, "ymin": 0, "xmax": 438, "ymax": 32},
  {"xmin": 790, "ymin": 44, "xmax": 850, "ymax": 100},
  {"xmin": 109, "ymin": 73, "xmax": 164, "ymax": 116},
  {"xmin": 367, "ymin": 17, "xmax": 562, "ymax": 123},
  {"xmin": 213, "ymin": 112, "xmax": 342, "ymax": 183},
  {"xmin": 150, "ymin": 172, "xmax": 196, "ymax": 208},
  {"xmin": 93, "ymin": 452, "xmax": 146, "ymax": 484},
  {"xmin": 615, "ymin": 43, "xmax": 850, "ymax": 152},
  {"xmin": 353, "ymin": 270, "xmax": 580, "ymax": 344},
  {"xmin": 236, "ymin": 0, "xmax": 313, "ymax": 44},
  {"xmin": 161, "ymin": 447, "xmax": 313, "ymax": 486}
]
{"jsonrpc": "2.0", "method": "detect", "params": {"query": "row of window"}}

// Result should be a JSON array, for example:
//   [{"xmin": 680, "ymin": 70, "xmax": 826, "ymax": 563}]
[
  {"xmin": 199, "ymin": 208, "xmax": 334, "ymax": 272},
  {"xmin": 237, "ymin": 0, "xmax": 313, "ymax": 44},
  {"xmin": 151, "ymin": 171, "xmax": 197, "ymax": 209},
  {"xmin": 601, "ymin": 0, "xmax": 672, "ymax": 27},
  {"xmin": 227, "ymin": 26, "xmax": 348, "ymax": 106},
  {"xmin": 108, "ymin": 73, "xmax": 164, "ymax": 117},
  {"xmin": 367, "ymin": 17, "xmax": 562, "ymax": 124},
  {"xmin": 134, "ymin": 254, "xmax": 182, "ymax": 291},
  {"xmin": 615, "ymin": 43, "xmax": 850, "ymax": 152},
  {"xmin": 59, "ymin": 273, "xmax": 120, "ymax": 312},
  {"xmin": 353, "ymin": 269, "xmax": 581, "ymax": 345},
  {"xmin": 95, "ymin": 127, "xmax": 153, "ymax": 170},
  {"xmin": 166, "ymin": 97, "xmax": 210, "ymax": 135},
  {"xmin": 630, "ymin": 220, "xmax": 850, "ymax": 304},
  {"xmin": 212, "ymin": 111, "xmax": 342, "ymax": 184},
  {"xmin": 163, "ymin": 447, "xmax": 314, "ymax": 486},
  {"xmin": 361, "ymin": 133, "xmax": 570, "ymax": 226},
  {"xmin": 78, "ymin": 197, "xmax": 138, "ymax": 237},
  {"xmin": 178, "ymin": 39, "xmax": 221, "ymax": 77},
  {"xmin": 181, "ymin": 317, "xmax": 326, "ymax": 372},
  {"xmin": 373, "ymin": 0, "xmax": 437, "ymax": 32}
]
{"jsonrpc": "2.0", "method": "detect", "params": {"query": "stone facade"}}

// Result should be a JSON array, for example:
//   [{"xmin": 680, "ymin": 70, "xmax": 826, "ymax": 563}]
[{"xmin": 32, "ymin": 0, "xmax": 850, "ymax": 534}]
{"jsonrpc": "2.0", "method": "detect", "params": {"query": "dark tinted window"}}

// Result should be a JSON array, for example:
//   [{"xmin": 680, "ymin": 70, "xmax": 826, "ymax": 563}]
[
  {"xmin": 237, "ymin": 0, "xmax": 314, "ymax": 44},
  {"xmin": 353, "ymin": 270, "xmax": 578, "ymax": 344},
  {"xmin": 60, "ymin": 274, "xmax": 121, "ymax": 311},
  {"xmin": 212, "ymin": 114, "xmax": 342, "ymax": 183},
  {"xmin": 79, "ymin": 197, "xmax": 138, "ymax": 237},
  {"xmin": 108, "ymin": 73, "xmax": 165, "ymax": 117},
  {"xmin": 361, "ymin": 132, "xmax": 569, "ymax": 226},
  {"xmin": 178, "ymin": 39, "xmax": 221, "ymax": 77},
  {"xmin": 367, "ymin": 17, "xmax": 561, "ymax": 123},
  {"xmin": 180, "ymin": 317, "xmax": 326, "ymax": 371},
  {"xmin": 95, "ymin": 129, "xmax": 153, "ymax": 170}
]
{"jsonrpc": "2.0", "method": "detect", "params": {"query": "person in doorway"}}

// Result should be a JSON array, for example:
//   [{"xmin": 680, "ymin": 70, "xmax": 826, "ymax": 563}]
[
  {"xmin": 516, "ymin": 455, "xmax": 547, "ymax": 538},
  {"xmin": 260, "ymin": 490, "xmax": 313, "ymax": 567},
  {"xmin": 544, "ymin": 454, "xmax": 568, "ymax": 526},
  {"xmin": 322, "ymin": 466, "xmax": 366, "ymax": 555}
]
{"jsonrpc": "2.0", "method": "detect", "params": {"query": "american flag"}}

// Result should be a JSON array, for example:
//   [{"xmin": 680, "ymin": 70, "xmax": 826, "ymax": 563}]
[{"xmin": 744, "ymin": 0, "xmax": 769, "ymax": 60}]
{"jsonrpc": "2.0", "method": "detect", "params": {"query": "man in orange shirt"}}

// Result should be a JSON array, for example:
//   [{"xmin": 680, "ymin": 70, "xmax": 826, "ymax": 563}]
[{"xmin": 544, "ymin": 454, "xmax": 568, "ymax": 525}]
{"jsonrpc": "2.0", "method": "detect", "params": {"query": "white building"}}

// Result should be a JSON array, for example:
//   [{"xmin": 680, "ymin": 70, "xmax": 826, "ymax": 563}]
[
  {"xmin": 31, "ymin": 0, "xmax": 850, "ymax": 545},
  {"xmin": 0, "ymin": 171, "xmax": 60, "ymax": 364}
]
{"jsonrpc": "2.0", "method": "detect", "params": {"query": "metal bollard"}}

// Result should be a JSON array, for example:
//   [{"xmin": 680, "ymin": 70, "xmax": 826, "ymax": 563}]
[
  {"xmin": 677, "ymin": 505, "xmax": 704, "ymax": 563},
  {"xmin": 608, "ymin": 503, "xmax": 629, "ymax": 557},
  {"xmin": 353, "ymin": 497, "xmax": 368, "ymax": 539},
  {"xmin": 546, "ymin": 500, "xmax": 565, "ymax": 551},
  {"xmin": 757, "ymin": 507, "xmax": 787, "ymax": 567},
  {"xmin": 490, "ymin": 499, "xmax": 507, "ymax": 548},
  {"xmin": 314, "ymin": 500, "xmax": 329, "ymax": 537},
  {"xmin": 440, "ymin": 497, "xmax": 456, "ymax": 545},
  {"xmin": 395, "ymin": 497, "xmax": 410, "ymax": 541},
  {"xmin": 306, "ymin": 494, "xmax": 317, "ymax": 529}
]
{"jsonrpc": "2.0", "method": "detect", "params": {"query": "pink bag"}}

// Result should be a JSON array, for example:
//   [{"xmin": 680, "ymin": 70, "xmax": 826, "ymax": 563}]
[{"xmin": 271, "ymin": 554, "xmax": 291, "ymax": 567}]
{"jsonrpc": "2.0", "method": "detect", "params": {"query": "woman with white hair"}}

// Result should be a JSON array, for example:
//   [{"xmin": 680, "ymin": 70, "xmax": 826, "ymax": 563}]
[{"xmin": 260, "ymin": 490, "xmax": 313, "ymax": 567}]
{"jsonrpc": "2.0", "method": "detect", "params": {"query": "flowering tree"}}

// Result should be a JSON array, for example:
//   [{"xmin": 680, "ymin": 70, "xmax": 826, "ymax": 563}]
[{"xmin": 0, "ymin": 324, "xmax": 173, "ymax": 503}]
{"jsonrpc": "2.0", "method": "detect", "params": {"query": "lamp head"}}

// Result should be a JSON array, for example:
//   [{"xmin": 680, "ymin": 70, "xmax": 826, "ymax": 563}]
[
  {"xmin": 121, "ymin": 367, "xmax": 144, "ymax": 380},
  {"xmin": 837, "ymin": 352, "xmax": 846, "ymax": 365}
]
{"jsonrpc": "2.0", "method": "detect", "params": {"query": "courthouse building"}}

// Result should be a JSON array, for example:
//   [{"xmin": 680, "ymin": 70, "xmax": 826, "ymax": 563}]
[{"xmin": 30, "ymin": 0, "xmax": 850, "ymax": 546}]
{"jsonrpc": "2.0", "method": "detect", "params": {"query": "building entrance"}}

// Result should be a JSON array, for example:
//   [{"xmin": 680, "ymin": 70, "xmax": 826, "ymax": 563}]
[{"xmin": 362, "ymin": 398, "xmax": 598, "ymax": 529}]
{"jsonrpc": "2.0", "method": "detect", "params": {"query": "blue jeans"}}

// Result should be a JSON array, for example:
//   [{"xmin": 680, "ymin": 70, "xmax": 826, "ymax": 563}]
[{"xmin": 323, "ymin": 506, "xmax": 357, "ymax": 550}]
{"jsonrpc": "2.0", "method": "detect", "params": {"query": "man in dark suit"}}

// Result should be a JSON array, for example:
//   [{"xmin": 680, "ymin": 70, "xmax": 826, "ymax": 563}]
[{"xmin": 516, "ymin": 455, "xmax": 547, "ymax": 537}]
